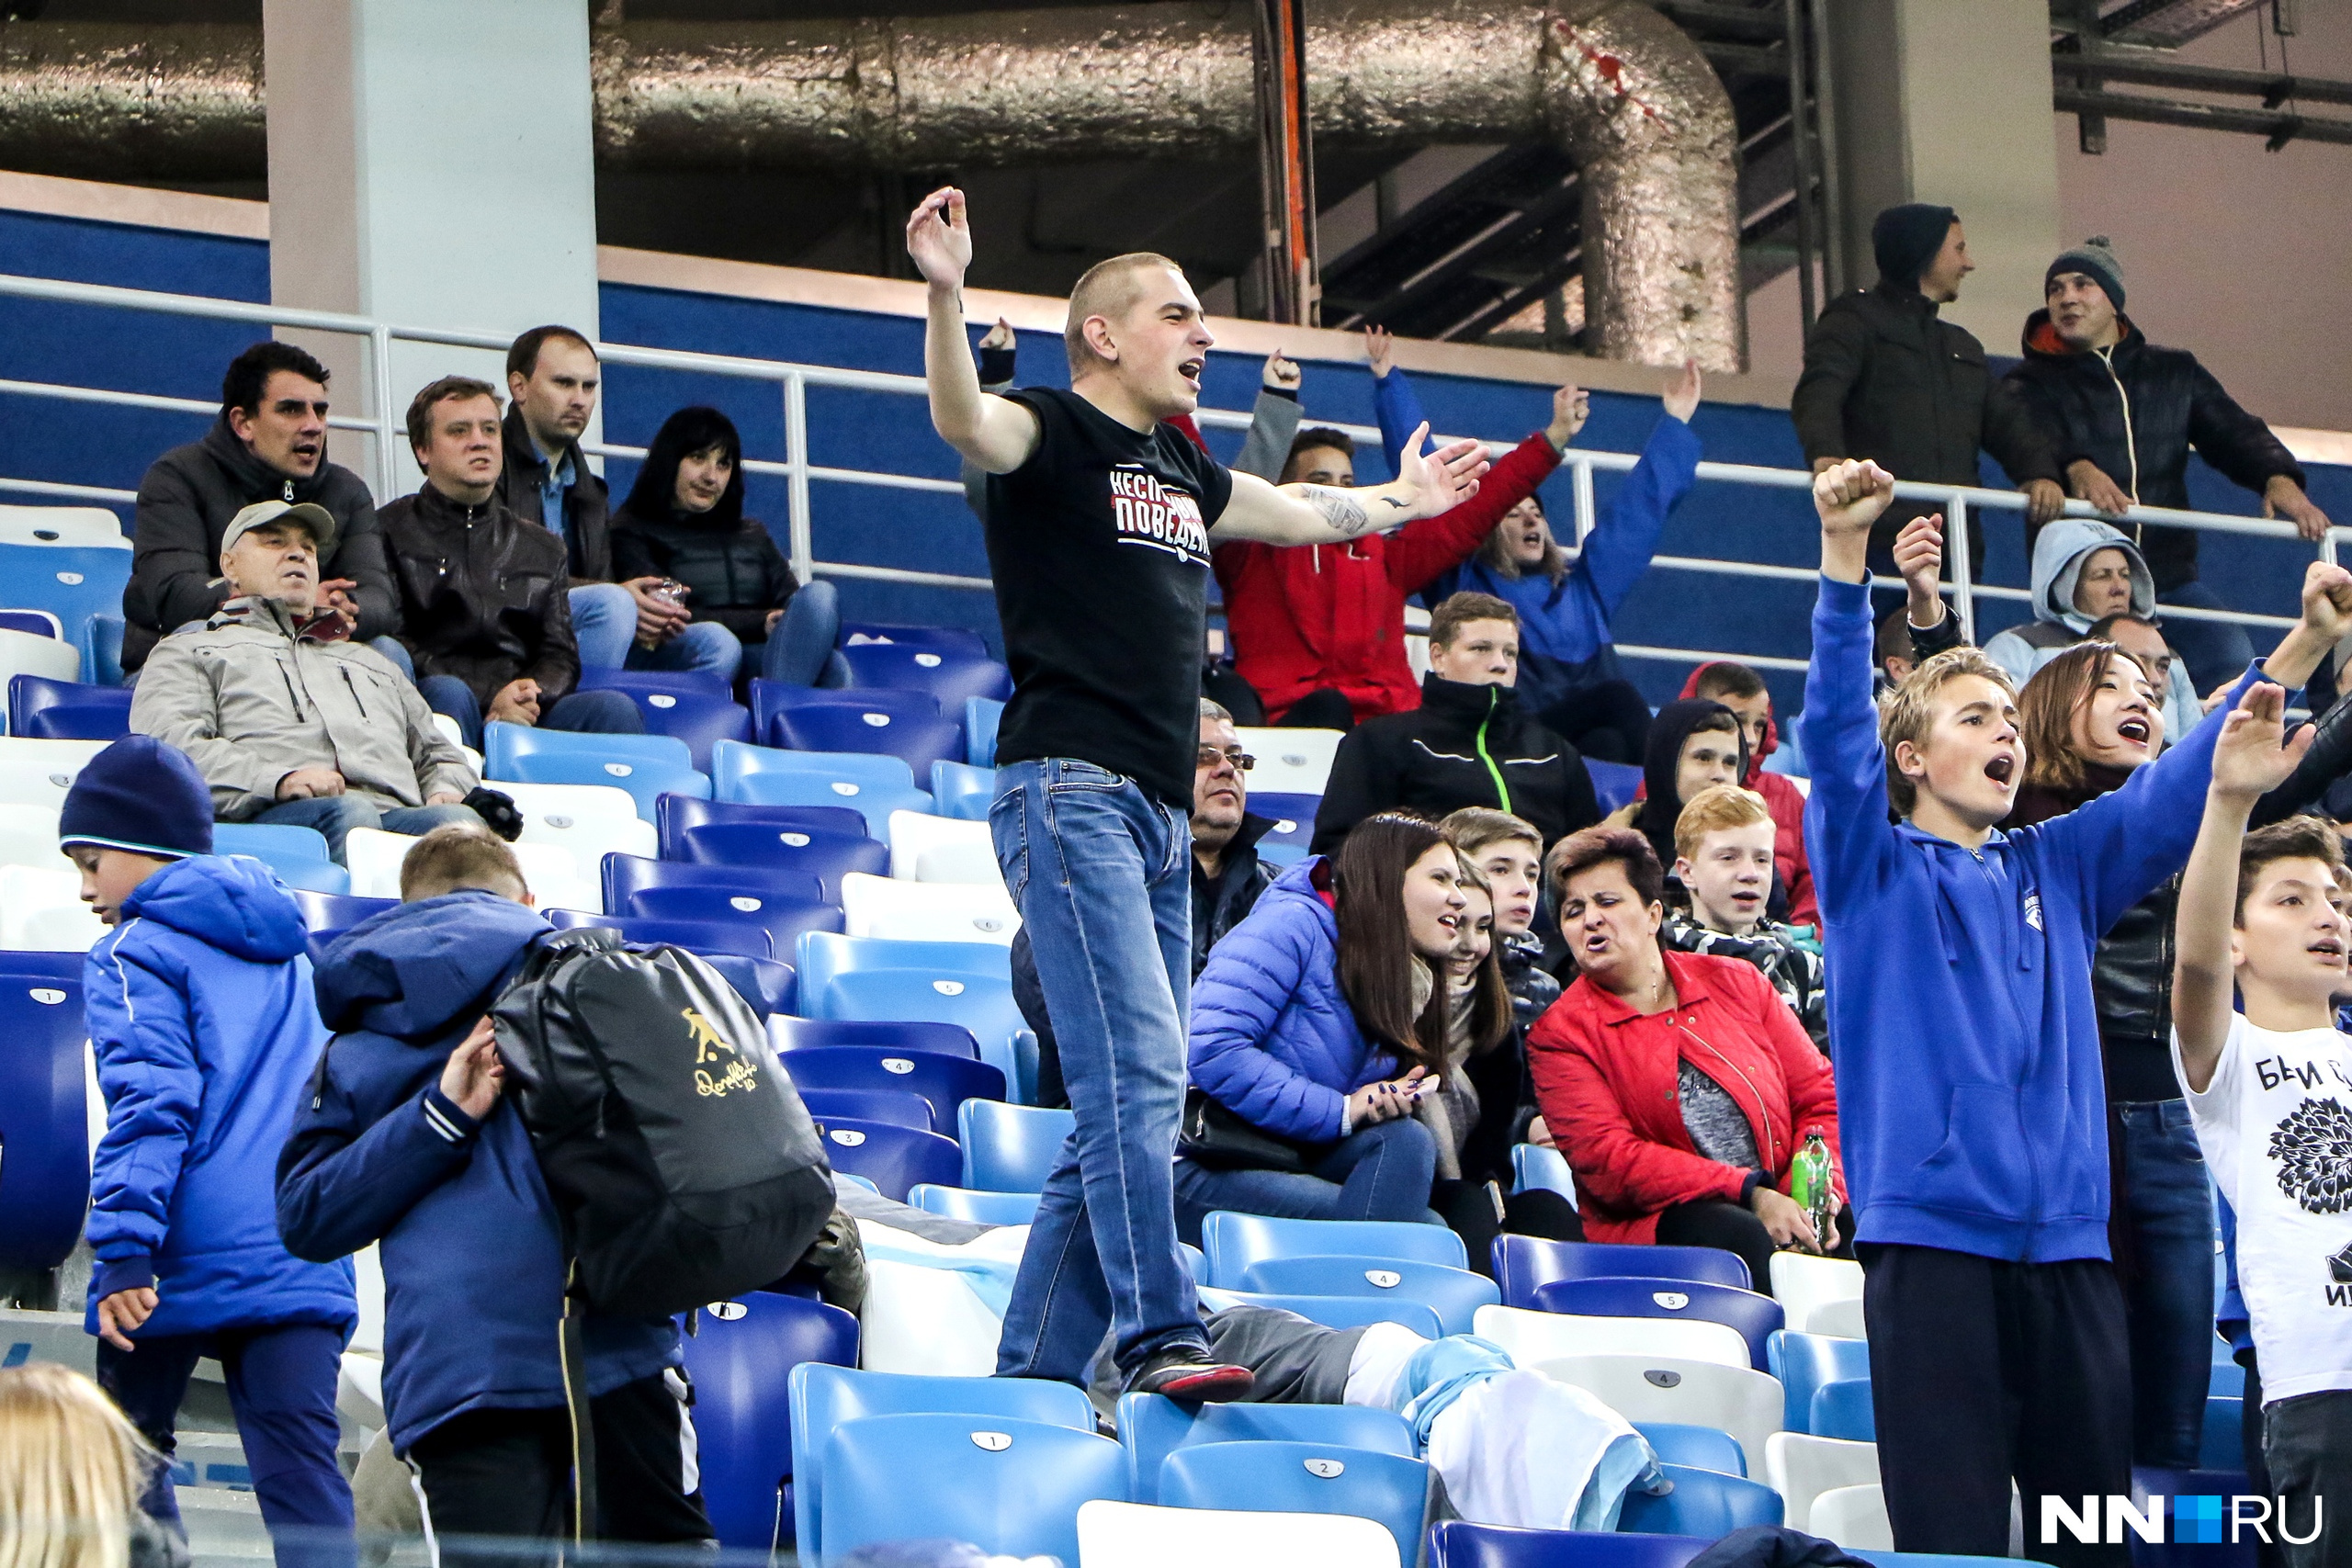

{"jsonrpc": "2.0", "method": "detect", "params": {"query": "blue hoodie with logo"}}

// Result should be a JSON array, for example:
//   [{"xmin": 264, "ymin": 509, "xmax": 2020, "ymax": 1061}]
[
  {"xmin": 1799, "ymin": 574, "xmax": 2261, "ymax": 1261},
  {"xmin": 85, "ymin": 853, "xmax": 356, "ymax": 1338},
  {"xmin": 276, "ymin": 892, "xmax": 678, "ymax": 1454}
]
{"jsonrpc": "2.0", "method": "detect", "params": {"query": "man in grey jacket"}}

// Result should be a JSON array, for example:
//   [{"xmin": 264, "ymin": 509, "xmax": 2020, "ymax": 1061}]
[{"xmin": 130, "ymin": 501, "xmax": 482, "ymax": 863}]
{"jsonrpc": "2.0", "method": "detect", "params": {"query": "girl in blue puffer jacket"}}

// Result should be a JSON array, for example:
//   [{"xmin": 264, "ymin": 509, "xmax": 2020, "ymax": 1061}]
[{"xmin": 1175, "ymin": 813, "xmax": 1493, "ymax": 1241}]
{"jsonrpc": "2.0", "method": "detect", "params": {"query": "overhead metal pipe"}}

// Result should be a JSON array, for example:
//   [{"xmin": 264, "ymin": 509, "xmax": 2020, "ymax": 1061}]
[{"xmin": 0, "ymin": 2, "xmax": 1744, "ymax": 368}]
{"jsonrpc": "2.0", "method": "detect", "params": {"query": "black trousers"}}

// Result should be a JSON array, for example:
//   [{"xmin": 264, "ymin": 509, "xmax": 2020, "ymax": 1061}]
[
  {"xmin": 1860, "ymin": 1243, "xmax": 2132, "ymax": 1568},
  {"xmin": 406, "ymin": 1371, "xmax": 711, "ymax": 1562},
  {"xmin": 1654, "ymin": 1199, "xmax": 1856, "ymax": 1297},
  {"xmin": 2265, "ymin": 1389, "xmax": 2352, "ymax": 1568},
  {"xmin": 2243, "ymin": 1349, "xmax": 2287, "ymax": 1568},
  {"xmin": 1432, "ymin": 1179, "xmax": 1584, "ymax": 1277}
]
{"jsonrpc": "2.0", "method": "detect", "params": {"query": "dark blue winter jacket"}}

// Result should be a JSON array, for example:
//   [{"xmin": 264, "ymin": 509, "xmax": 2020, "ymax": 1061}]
[
  {"xmin": 85, "ymin": 854, "xmax": 355, "ymax": 1338},
  {"xmin": 1186, "ymin": 858, "xmax": 1400, "ymax": 1144},
  {"xmin": 276, "ymin": 892, "xmax": 678, "ymax": 1454},
  {"xmin": 1799, "ymin": 574, "xmax": 2262, "ymax": 1262}
]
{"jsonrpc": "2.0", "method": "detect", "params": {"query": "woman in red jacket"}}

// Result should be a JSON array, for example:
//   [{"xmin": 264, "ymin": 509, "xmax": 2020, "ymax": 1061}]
[
  {"xmin": 1214, "ymin": 382, "xmax": 1589, "ymax": 728},
  {"xmin": 1526, "ymin": 825, "xmax": 1851, "ymax": 1292}
]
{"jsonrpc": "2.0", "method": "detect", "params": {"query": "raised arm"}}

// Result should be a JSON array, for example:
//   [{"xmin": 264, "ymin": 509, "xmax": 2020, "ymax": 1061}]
[
  {"xmin": 2175, "ymin": 684, "xmax": 2313, "ymax": 1090},
  {"xmin": 1796, "ymin": 461, "xmax": 1905, "ymax": 917},
  {"xmin": 1212, "ymin": 421, "xmax": 1488, "ymax": 546},
  {"xmin": 907, "ymin": 188, "xmax": 1042, "ymax": 475}
]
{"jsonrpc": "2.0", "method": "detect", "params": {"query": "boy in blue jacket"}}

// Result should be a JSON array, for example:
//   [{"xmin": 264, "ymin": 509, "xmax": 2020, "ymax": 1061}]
[
  {"xmin": 276, "ymin": 826, "xmax": 708, "ymax": 1550},
  {"xmin": 69, "ymin": 736, "xmax": 356, "ymax": 1555},
  {"xmin": 1798, "ymin": 459, "xmax": 2347, "ymax": 1567}
]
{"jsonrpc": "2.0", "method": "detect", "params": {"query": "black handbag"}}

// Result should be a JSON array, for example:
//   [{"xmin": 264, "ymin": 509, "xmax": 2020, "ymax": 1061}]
[{"xmin": 1176, "ymin": 1087, "xmax": 1330, "ymax": 1174}]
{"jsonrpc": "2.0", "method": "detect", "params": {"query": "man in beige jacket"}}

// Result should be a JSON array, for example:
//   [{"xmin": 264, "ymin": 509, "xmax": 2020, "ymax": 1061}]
[{"xmin": 131, "ymin": 501, "xmax": 482, "ymax": 863}]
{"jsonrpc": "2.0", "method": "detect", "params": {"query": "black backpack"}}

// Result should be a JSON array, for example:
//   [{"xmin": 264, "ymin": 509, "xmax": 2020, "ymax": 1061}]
[{"xmin": 492, "ymin": 928, "xmax": 834, "ymax": 1317}]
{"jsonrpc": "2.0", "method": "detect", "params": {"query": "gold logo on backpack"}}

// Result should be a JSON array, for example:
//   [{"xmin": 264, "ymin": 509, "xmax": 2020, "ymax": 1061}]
[{"xmin": 686, "ymin": 1009, "xmax": 759, "ymax": 1099}]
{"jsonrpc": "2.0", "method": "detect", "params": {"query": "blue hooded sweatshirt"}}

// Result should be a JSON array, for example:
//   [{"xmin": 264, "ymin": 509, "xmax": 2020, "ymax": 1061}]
[
  {"xmin": 1376, "ymin": 367, "xmax": 1702, "ymax": 717},
  {"xmin": 1798, "ymin": 574, "xmax": 2262, "ymax": 1261},
  {"xmin": 276, "ymin": 892, "xmax": 678, "ymax": 1454},
  {"xmin": 1187, "ymin": 857, "xmax": 1402, "ymax": 1144},
  {"xmin": 85, "ymin": 853, "xmax": 356, "ymax": 1338}
]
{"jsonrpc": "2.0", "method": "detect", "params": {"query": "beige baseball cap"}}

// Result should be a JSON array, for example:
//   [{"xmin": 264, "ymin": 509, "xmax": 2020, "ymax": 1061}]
[{"xmin": 222, "ymin": 500, "xmax": 337, "ymax": 557}]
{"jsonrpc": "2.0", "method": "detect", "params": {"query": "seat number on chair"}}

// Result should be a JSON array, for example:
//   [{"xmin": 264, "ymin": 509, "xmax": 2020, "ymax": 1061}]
[
  {"xmin": 975, "ymin": 917, "xmax": 1005, "ymax": 933},
  {"xmin": 1363, "ymin": 1269, "xmax": 1401, "ymax": 1289},
  {"xmin": 882, "ymin": 1058, "xmax": 914, "ymax": 1074},
  {"xmin": 863, "ymin": 713, "xmax": 890, "ymax": 727},
  {"xmin": 969, "ymin": 1430, "xmax": 1012, "ymax": 1450},
  {"xmin": 832, "ymin": 782, "xmax": 860, "ymax": 795},
  {"xmin": 707, "ymin": 1301, "xmax": 747, "ymax": 1320},
  {"xmin": 54, "ymin": 572, "xmax": 82, "ymax": 586},
  {"xmin": 547, "ymin": 815, "xmax": 574, "ymax": 829},
  {"xmin": 650, "ymin": 694, "xmax": 677, "ymax": 708},
  {"xmin": 828, "ymin": 1128, "xmax": 866, "ymax": 1147},
  {"xmin": 1644, "ymin": 1369, "xmax": 1682, "ymax": 1388},
  {"xmin": 1303, "ymin": 1459, "xmax": 1346, "ymax": 1479},
  {"xmin": 932, "ymin": 979, "xmax": 965, "ymax": 996},
  {"xmin": 730, "ymin": 897, "xmax": 763, "ymax": 911},
  {"xmin": 605, "ymin": 763, "xmax": 634, "ymax": 777},
  {"xmin": 1652, "ymin": 1291, "xmax": 1689, "ymax": 1311},
  {"xmin": 916, "ymin": 653, "xmax": 943, "ymax": 668},
  {"xmin": 781, "ymin": 832, "xmax": 809, "ymax": 846},
  {"xmin": 28, "ymin": 989, "xmax": 62, "ymax": 1006}
]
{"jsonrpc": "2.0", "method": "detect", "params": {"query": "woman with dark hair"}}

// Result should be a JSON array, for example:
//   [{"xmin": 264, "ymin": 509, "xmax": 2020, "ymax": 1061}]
[
  {"xmin": 1526, "ymin": 825, "xmax": 1849, "ymax": 1292},
  {"xmin": 609, "ymin": 406, "xmax": 840, "ymax": 686},
  {"xmin": 2002, "ymin": 635, "xmax": 2352, "ymax": 1470}
]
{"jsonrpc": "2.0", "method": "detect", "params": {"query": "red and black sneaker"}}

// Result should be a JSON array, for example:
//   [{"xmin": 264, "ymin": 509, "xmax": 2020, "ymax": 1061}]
[{"xmin": 1125, "ymin": 1348, "xmax": 1255, "ymax": 1404}]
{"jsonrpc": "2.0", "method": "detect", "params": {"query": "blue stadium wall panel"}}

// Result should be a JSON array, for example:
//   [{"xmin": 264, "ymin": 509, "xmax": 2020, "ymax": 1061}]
[{"xmin": 6, "ymin": 206, "xmax": 2347, "ymax": 717}]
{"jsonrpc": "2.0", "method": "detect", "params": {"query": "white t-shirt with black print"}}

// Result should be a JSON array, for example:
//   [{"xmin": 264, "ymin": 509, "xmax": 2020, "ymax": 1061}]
[{"xmin": 2175, "ymin": 1012, "xmax": 2352, "ymax": 1404}]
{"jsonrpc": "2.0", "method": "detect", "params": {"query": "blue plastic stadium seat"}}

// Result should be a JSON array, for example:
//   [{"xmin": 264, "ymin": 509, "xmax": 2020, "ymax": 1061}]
[
  {"xmin": 965, "ymin": 697, "xmax": 1003, "ymax": 767},
  {"xmin": 772, "ymin": 705, "xmax": 966, "ymax": 780},
  {"xmin": 840, "ymin": 622, "xmax": 990, "ymax": 659},
  {"xmin": 703, "ymin": 955, "xmax": 796, "ymax": 1019},
  {"xmin": 0, "ymin": 974, "xmax": 90, "ymax": 1271},
  {"xmin": 211, "ymin": 823, "xmax": 351, "ymax": 894},
  {"xmin": 1493, "ymin": 1235, "xmax": 1751, "ymax": 1306},
  {"xmin": 1532, "ymin": 1278, "xmax": 1784, "ymax": 1371},
  {"xmin": 787, "ymin": 1363, "xmax": 1097, "ymax": 1560},
  {"xmin": 605, "ymin": 687, "xmax": 752, "ymax": 771},
  {"xmin": 817, "ymin": 969, "xmax": 1028, "ymax": 1092},
  {"xmin": 660, "ymin": 822, "xmax": 888, "ymax": 882},
  {"xmin": 908, "ymin": 1185, "xmax": 1041, "ymax": 1224},
  {"xmin": 1512, "ymin": 1144, "xmax": 1577, "ymax": 1200},
  {"xmin": 795, "ymin": 931, "xmax": 1009, "ymax": 1002},
  {"xmin": 1250, "ymin": 792, "xmax": 1319, "ymax": 859},
  {"xmin": 1810, "ymin": 1378, "xmax": 1875, "ymax": 1441},
  {"xmin": 1616, "ymin": 1463, "xmax": 1783, "ymax": 1536},
  {"xmin": 0, "ymin": 951, "xmax": 90, "ymax": 983},
  {"xmin": 484, "ymin": 721, "xmax": 694, "ymax": 779},
  {"xmin": 488, "ymin": 731, "xmax": 710, "ymax": 821},
  {"xmin": 288, "ymin": 890, "xmax": 397, "ymax": 934},
  {"xmin": 808, "ymin": 1115, "xmax": 959, "ymax": 1201},
  {"xmin": 750, "ymin": 682, "xmax": 941, "ymax": 747},
  {"xmin": 1206, "ymin": 1291, "xmax": 1444, "ymax": 1337},
  {"xmin": 800, "ymin": 1087, "xmax": 935, "ymax": 1132},
  {"xmin": 1115, "ymin": 1393, "xmax": 1415, "ymax": 1506},
  {"xmin": 957, "ymin": 1100, "xmax": 1073, "ymax": 1192},
  {"xmin": 1634, "ymin": 1423, "xmax": 1747, "ymax": 1478},
  {"xmin": 1239, "ymin": 1256, "xmax": 1499, "ymax": 1337},
  {"xmin": 817, "ymin": 1413, "xmax": 1121, "ymax": 1566},
  {"xmin": 837, "ymin": 643, "xmax": 1012, "ymax": 708},
  {"xmin": 1430, "ymin": 1524, "xmax": 1713, "ymax": 1568},
  {"xmin": 1204, "ymin": 1213, "xmax": 1466, "ymax": 1290},
  {"xmin": 710, "ymin": 740, "xmax": 932, "ymax": 834},
  {"xmin": 775, "ymin": 1042, "xmax": 1005, "ymax": 1125},
  {"xmin": 9, "ymin": 675, "xmax": 131, "ymax": 740},
  {"xmin": 658, "ymin": 796, "xmax": 867, "ymax": 860},
  {"xmin": 0, "ymin": 611, "xmax": 60, "ymax": 639},
  {"xmin": 1159, "ymin": 1439, "xmax": 1431, "ymax": 1563},
  {"xmin": 575, "ymin": 666, "xmax": 732, "ymax": 700},
  {"xmin": 769, "ymin": 1016, "xmax": 985, "ymax": 1062},
  {"xmin": 602, "ymin": 856, "xmax": 845, "ymax": 949},
  {"xmin": 677, "ymin": 1292, "xmax": 857, "ymax": 1551},
  {"xmin": 81, "ymin": 614, "xmax": 125, "ymax": 687},
  {"xmin": 1766, "ymin": 1330, "xmax": 1873, "ymax": 1434},
  {"xmin": 545, "ymin": 908, "xmax": 777, "ymax": 961},
  {"xmin": 1589, "ymin": 759, "xmax": 1643, "ymax": 812},
  {"xmin": 2200, "ymin": 1394, "xmax": 2245, "ymax": 1470},
  {"xmin": 930, "ymin": 761, "xmax": 995, "ymax": 821},
  {"xmin": 0, "ymin": 545, "xmax": 132, "ymax": 658}
]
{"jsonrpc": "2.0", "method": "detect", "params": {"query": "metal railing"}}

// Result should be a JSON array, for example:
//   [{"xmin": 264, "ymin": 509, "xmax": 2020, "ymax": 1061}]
[{"xmin": 0, "ymin": 269, "xmax": 2332, "ymax": 679}]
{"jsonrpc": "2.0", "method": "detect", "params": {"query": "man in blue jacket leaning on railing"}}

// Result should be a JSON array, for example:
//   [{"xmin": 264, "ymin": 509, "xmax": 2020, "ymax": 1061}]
[{"xmin": 1798, "ymin": 458, "xmax": 2349, "ymax": 1568}]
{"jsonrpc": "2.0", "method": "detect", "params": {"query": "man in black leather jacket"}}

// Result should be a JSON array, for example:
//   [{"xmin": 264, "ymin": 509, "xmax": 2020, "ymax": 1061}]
[{"xmin": 2006, "ymin": 237, "xmax": 2328, "ymax": 693}]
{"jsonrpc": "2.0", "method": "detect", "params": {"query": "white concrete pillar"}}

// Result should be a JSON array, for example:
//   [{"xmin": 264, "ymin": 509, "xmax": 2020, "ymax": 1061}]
[
  {"xmin": 262, "ymin": 0, "xmax": 600, "ymax": 498},
  {"xmin": 1823, "ymin": 0, "xmax": 2063, "ymax": 349}
]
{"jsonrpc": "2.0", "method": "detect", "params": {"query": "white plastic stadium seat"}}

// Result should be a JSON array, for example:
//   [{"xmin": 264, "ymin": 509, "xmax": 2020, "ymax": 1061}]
[
  {"xmin": 916, "ymin": 842, "xmax": 1005, "ymax": 886},
  {"xmin": 345, "ymin": 828, "xmax": 594, "ymax": 911},
  {"xmin": 839, "ymin": 870, "xmax": 1018, "ymax": 944},
  {"xmin": 0, "ymin": 804, "xmax": 74, "ymax": 874},
  {"xmin": 1809, "ymin": 1483, "xmax": 1894, "ymax": 1550},
  {"xmin": 1770, "ymin": 1253, "xmax": 1864, "ymax": 1339},
  {"xmin": 1077, "ymin": 1500, "xmax": 1400, "ymax": 1568},
  {"xmin": 431, "ymin": 713, "xmax": 465, "ymax": 750},
  {"xmin": 0, "ymin": 627, "xmax": 82, "ymax": 711},
  {"xmin": 0, "ymin": 756, "xmax": 90, "ymax": 810},
  {"xmin": 1765, "ymin": 1432, "xmax": 1879, "ymax": 1532},
  {"xmin": 1234, "ymin": 728, "xmax": 1345, "ymax": 795},
  {"xmin": 1808, "ymin": 1295, "xmax": 1867, "ymax": 1339},
  {"xmin": 1472, "ymin": 1303, "xmax": 1751, "ymax": 1371},
  {"xmin": 887, "ymin": 809, "xmax": 995, "ymax": 880},
  {"xmin": 493, "ymin": 781, "xmax": 657, "ymax": 862},
  {"xmin": 0, "ymin": 506, "xmax": 131, "ymax": 549},
  {"xmin": 1532, "ymin": 1353, "xmax": 1784, "ymax": 1475},
  {"xmin": 0, "ymin": 864, "xmax": 104, "ymax": 951}
]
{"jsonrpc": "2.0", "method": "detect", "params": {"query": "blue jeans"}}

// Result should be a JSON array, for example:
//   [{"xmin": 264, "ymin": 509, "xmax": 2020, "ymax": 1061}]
[
  {"xmin": 250, "ymin": 796, "xmax": 484, "ymax": 865},
  {"xmin": 988, "ymin": 757, "xmax": 1205, "ymax": 1382},
  {"xmin": 1171, "ymin": 1117, "xmax": 1441, "ymax": 1246},
  {"xmin": 2157, "ymin": 580, "xmax": 2256, "ymax": 698},
  {"xmin": 2114, "ymin": 1097, "xmax": 2216, "ymax": 1469},
  {"xmin": 99, "ymin": 1321, "xmax": 353, "ymax": 1566},
  {"xmin": 571, "ymin": 582, "xmax": 741, "ymax": 681},
  {"xmin": 415, "ymin": 677, "xmax": 645, "ymax": 752},
  {"xmin": 755, "ymin": 581, "xmax": 841, "ymax": 687}
]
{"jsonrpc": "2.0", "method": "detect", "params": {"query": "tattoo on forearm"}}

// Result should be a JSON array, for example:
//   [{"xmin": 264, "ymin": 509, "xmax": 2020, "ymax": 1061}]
[
  {"xmin": 1301, "ymin": 485, "xmax": 1373, "ymax": 537},
  {"xmin": 1383, "ymin": 496, "xmax": 1407, "ymax": 509}
]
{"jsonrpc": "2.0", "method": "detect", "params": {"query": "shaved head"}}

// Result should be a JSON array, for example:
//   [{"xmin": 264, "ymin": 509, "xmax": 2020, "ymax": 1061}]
[{"xmin": 1065, "ymin": 252, "xmax": 1186, "ymax": 378}]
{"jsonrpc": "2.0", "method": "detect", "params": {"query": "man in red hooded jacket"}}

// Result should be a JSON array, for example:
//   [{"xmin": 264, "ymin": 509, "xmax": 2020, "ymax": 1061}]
[
  {"xmin": 1215, "ymin": 379, "xmax": 1590, "ymax": 727},
  {"xmin": 1680, "ymin": 660, "xmax": 1819, "ymax": 929}
]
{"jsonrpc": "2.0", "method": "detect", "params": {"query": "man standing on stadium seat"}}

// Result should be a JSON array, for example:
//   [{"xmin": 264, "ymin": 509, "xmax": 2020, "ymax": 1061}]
[
  {"xmin": 125, "ymin": 341, "xmax": 401, "ymax": 676},
  {"xmin": 496, "ymin": 324, "xmax": 741, "ymax": 682},
  {"xmin": 2006, "ymin": 238, "xmax": 2331, "ymax": 694},
  {"xmin": 907, "ymin": 186, "xmax": 1488, "ymax": 1399},
  {"xmin": 1792, "ymin": 204, "xmax": 2066, "ymax": 582}
]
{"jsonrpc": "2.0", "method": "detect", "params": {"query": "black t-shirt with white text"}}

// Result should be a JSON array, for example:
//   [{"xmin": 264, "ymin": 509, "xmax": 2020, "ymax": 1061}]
[{"xmin": 985, "ymin": 387, "xmax": 1233, "ymax": 809}]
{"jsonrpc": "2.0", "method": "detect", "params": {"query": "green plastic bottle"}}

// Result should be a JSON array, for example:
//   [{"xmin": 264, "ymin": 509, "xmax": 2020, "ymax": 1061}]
[{"xmin": 1794, "ymin": 1127, "xmax": 1833, "ymax": 1247}]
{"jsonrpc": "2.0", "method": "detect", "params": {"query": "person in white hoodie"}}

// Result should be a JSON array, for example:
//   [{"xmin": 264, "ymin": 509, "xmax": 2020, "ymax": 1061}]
[{"xmin": 1983, "ymin": 516, "xmax": 2201, "ymax": 741}]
